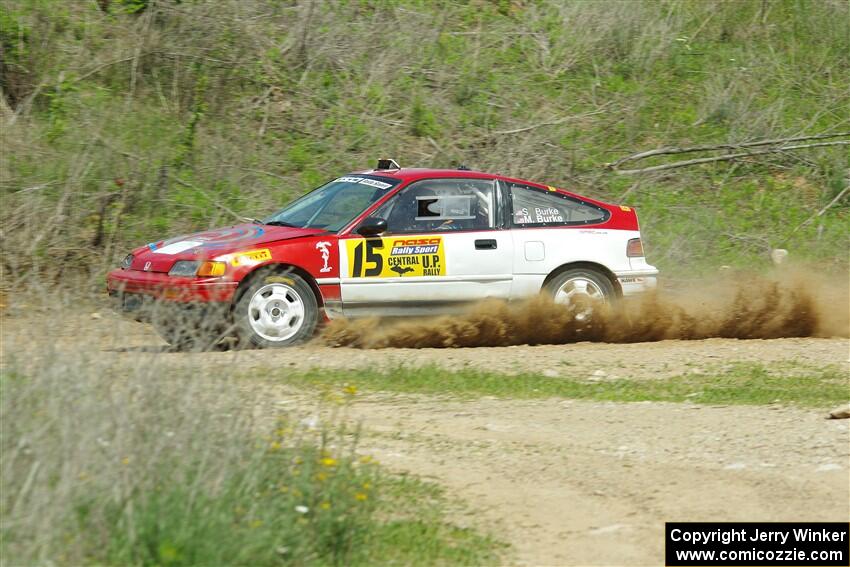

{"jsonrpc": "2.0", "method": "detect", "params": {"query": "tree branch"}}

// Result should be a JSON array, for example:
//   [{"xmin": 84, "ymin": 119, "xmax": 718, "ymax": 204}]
[
  {"xmin": 612, "ymin": 140, "xmax": 850, "ymax": 175},
  {"xmin": 787, "ymin": 183, "xmax": 850, "ymax": 237},
  {"xmin": 75, "ymin": 51, "xmax": 236, "ymax": 83},
  {"xmin": 168, "ymin": 174, "xmax": 244, "ymax": 221},
  {"xmin": 491, "ymin": 107, "xmax": 608, "ymax": 136},
  {"xmin": 609, "ymin": 131, "xmax": 850, "ymax": 169}
]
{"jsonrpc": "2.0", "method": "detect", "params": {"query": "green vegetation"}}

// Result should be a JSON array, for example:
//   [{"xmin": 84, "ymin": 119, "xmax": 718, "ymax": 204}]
[
  {"xmin": 1, "ymin": 0, "xmax": 848, "ymax": 288},
  {"xmin": 0, "ymin": 358, "xmax": 501, "ymax": 565},
  {"xmin": 276, "ymin": 362, "xmax": 849, "ymax": 407},
  {"xmin": 362, "ymin": 475, "xmax": 507, "ymax": 565},
  {"xmin": 4, "ymin": 6, "xmax": 845, "ymax": 558}
]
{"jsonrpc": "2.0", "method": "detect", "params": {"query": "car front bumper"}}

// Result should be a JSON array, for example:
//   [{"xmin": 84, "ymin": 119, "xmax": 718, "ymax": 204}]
[{"xmin": 107, "ymin": 269, "xmax": 238, "ymax": 319}]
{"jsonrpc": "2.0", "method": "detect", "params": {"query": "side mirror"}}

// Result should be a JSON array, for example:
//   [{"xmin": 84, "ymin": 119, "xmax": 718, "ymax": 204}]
[{"xmin": 356, "ymin": 217, "xmax": 387, "ymax": 237}]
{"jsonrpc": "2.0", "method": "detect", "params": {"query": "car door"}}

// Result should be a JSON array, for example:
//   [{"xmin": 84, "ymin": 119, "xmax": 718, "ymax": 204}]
[
  {"xmin": 339, "ymin": 177, "xmax": 514, "ymax": 317},
  {"xmin": 505, "ymin": 181, "xmax": 618, "ymax": 298}
]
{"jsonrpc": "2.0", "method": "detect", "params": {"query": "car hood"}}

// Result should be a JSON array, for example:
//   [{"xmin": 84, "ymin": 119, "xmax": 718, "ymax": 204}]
[{"xmin": 129, "ymin": 223, "xmax": 326, "ymax": 272}]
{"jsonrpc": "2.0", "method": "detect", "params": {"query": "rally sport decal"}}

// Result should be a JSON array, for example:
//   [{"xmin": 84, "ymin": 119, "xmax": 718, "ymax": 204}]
[{"xmin": 346, "ymin": 237, "xmax": 445, "ymax": 278}]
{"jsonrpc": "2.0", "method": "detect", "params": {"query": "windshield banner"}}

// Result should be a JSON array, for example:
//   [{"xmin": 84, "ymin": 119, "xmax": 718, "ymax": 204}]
[{"xmin": 335, "ymin": 176, "xmax": 393, "ymax": 190}]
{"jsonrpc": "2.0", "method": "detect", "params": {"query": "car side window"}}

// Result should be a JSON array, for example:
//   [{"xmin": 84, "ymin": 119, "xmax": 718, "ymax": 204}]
[
  {"xmin": 375, "ymin": 178, "xmax": 497, "ymax": 234},
  {"xmin": 508, "ymin": 183, "xmax": 610, "ymax": 227}
]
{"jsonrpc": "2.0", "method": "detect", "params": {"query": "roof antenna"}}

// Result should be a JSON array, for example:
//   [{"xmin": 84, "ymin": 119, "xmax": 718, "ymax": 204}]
[
  {"xmin": 457, "ymin": 164, "xmax": 471, "ymax": 171},
  {"xmin": 376, "ymin": 159, "xmax": 400, "ymax": 170}
]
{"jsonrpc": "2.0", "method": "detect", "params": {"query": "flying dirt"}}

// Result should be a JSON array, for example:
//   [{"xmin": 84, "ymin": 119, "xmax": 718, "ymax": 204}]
[{"xmin": 322, "ymin": 270, "xmax": 849, "ymax": 349}]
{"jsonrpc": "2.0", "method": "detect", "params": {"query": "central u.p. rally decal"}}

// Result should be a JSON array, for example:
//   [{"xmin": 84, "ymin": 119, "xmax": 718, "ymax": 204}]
[{"xmin": 347, "ymin": 237, "xmax": 446, "ymax": 278}]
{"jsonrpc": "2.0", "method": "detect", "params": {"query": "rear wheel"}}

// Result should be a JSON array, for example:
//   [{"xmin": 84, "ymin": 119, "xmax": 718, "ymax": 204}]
[
  {"xmin": 545, "ymin": 268, "xmax": 616, "ymax": 321},
  {"xmin": 233, "ymin": 272, "xmax": 318, "ymax": 348}
]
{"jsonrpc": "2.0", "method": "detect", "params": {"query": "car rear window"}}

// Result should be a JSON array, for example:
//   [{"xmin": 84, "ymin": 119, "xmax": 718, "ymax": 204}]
[{"xmin": 508, "ymin": 183, "xmax": 610, "ymax": 227}]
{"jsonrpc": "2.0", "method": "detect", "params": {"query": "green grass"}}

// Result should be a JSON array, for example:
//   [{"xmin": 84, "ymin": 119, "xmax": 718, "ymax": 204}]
[
  {"xmin": 1, "ymin": 360, "xmax": 504, "ymax": 566},
  {"xmin": 364, "ymin": 476, "xmax": 506, "ymax": 565},
  {"xmin": 2, "ymin": 0, "xmax": 848, "ymax": 286},
  {"xmin": 67, "ymin": 449, "xmax": 501, "ymax": 567},
  {"xmin": 275, "ymin": 363, "xmax": 849, "ymax": 408}
]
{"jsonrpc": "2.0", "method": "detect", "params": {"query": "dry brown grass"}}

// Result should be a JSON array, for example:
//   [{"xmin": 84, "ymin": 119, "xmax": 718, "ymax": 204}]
[{"xmin": 2, "ymin": 0, "xmax": 848, "ymax": 289}]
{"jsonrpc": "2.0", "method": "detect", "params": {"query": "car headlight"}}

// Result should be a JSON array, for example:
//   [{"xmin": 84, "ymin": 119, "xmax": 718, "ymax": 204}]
[
  {"xmin": 168, "ymin": 260, "xmax": 201, "ymax": 277},
  {"xmin": 121, "ymin": 254, "xmax": 134, "ymax": 270}
]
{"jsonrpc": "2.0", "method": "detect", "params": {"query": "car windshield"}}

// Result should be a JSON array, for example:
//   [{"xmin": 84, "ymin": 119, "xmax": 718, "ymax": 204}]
[{"xmin": 264, "ymin": 175, "xmax": 400, "ymax": 231}]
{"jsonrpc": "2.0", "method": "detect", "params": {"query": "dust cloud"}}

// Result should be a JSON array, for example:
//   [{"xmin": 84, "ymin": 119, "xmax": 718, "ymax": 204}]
[{"xmin": 322, "ymin": 270, "xmax": 849, "ymax": 349}]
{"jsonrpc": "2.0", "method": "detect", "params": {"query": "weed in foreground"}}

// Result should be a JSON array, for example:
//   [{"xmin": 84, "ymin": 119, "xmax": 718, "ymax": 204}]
[{"xmin": 0, "ymin": 355, "xmax": 501, "ymax": 566}]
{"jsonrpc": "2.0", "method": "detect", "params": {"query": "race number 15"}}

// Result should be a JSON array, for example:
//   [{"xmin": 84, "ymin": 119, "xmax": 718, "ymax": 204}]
[{"xmin": 350, "ymin": 240, "xmax": 384, "ymax": 277}]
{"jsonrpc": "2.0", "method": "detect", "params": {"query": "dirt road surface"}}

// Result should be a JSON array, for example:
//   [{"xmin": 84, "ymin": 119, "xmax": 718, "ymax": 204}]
[
  {"xmin": 304, "ymin": 393, "xmax": 849, "ymax": 565},
  {"xmin": 6, "ymin": 310, "xmax": 847, "ymax": 379},
  {"xmin": 3, "ymin": 311, "xmax": 849, "ymax": 565}
]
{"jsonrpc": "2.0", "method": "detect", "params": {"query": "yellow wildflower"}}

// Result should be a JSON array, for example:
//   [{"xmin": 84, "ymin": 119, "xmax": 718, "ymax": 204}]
[
  {"xmin": 320, "ymin": 457, "xmax": 337, "ymax": 467},
  {"xmin": 343, "ymin": 384, "xmax": 357, "ymax": 396},
  {"xmin": 315, "ymin": 472, "xmax": 328, "ymax": 482},
  {"xmin": 354, "ymin": 492, "xmax": 368, "ymax": 501},
  {"xmin": 269, "ymin": 441, "xmax": 282, "ymax": 451},
  {"xmin": 159, "ymin": 544, "xmax": 179, "ymax": 562},
  {"xmin": 320, "ymin": 501, "xmax": 331, "ymax": 510}
]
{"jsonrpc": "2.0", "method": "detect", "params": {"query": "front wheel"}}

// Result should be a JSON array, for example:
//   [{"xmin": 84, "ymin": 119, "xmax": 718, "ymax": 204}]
[
  {"xmin": 233, "ymin": 272, "xmax": 318, "ymax": 348},
  {"xmin": 544, "ymin": 268, "xmax": 616, "ymax": 322}
]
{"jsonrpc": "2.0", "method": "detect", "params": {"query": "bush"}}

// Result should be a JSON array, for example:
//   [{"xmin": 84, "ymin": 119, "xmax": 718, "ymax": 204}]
[{"xmin": 1, "ymin": 0, "xmax": 847, "ymax": 286}]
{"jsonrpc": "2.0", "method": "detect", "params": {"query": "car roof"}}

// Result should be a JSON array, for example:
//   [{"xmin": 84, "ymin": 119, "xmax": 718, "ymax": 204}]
[
  {"xmin": 352, "ymin": 167, "xmax": 548, "ymax": 188},
  {"xmin": 349, "ymin": 167, "xmax": 622, "ymax": 207}
]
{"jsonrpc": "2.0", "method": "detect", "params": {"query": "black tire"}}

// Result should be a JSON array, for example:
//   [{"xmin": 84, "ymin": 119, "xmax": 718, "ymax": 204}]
[
  {"xmin": 233, "ymin": 271, "xmax": 319, "ymax": 348},
  {"xmin": 544, "ymin": 267, "xmax": 616, "ymax": 320}
]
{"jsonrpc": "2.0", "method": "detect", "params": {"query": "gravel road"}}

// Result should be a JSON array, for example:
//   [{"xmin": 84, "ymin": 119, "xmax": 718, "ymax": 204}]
[
  {"xmin": 263, "ymin": 388, "xmax": 850, "ymax": 565},
  {"xmin": 3, "ymin": 310, "xmax": 848, "ymax": 565}
]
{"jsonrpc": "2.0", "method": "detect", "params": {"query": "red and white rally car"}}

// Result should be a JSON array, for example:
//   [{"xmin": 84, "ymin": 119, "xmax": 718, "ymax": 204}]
[{"xmin": 107, "ymin": 160, "xmax": 658, "ymax": 348}]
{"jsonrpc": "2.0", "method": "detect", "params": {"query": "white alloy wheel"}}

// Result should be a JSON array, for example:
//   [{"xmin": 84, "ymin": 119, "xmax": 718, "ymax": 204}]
[
  {"xmin": 546, "ymin": 269, "xmax": 615, "ymax": 322},
  {"xmin": 247, "ymin": 282, "xmax": 306, "ymax": 342}
]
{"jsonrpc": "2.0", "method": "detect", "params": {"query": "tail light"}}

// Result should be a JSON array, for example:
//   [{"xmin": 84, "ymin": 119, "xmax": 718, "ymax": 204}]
[{"xmin": 626, "ymin": 238, "xmax": 644, "ymax": 257}]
